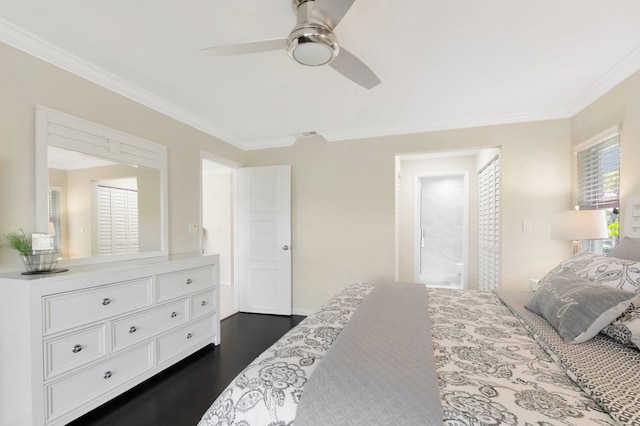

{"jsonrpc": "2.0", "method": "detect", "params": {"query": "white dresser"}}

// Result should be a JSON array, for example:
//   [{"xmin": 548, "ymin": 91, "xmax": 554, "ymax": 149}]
[{"xmin": 0, "ymin": 254, "xmax": 220, "ymax": 426}]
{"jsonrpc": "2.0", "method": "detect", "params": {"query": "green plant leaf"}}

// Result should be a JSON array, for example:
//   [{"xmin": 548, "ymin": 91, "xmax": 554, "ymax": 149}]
[{"xmin": 3, "ymin": 229, "xmax": 33, "ymax": 255}]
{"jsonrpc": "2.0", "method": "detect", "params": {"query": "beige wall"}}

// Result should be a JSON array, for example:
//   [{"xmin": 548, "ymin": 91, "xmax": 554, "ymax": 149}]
[
  {"xmin": 246, "ymin": 120, "xmax": 572, "ymax": 312},
  {"xmin": 0, "ymin": 42, "xmax": 244, "ymax": 272},
  {"xmin": 571, "ymin": 69, "xmax": 640, "ymax": 235}
]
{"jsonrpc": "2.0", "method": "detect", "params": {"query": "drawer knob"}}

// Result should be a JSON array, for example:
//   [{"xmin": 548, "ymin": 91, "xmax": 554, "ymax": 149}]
[
  {"xmin": 186, "ymin": 333, "xmax": 193, "ymax": 339},
  {"xmin": 129, "ymin": 326, "xmax": 137, "ymax": 333},
  {"xmin": 104, "ymin": 371, "xmax": 112, "ymax": 379},
  {"xmin": 72, "ymin": 344, "xmax": 82, "ymax": 353},
  {"xmin": 201, "ymin": 300, "xmax": 207, "ymax": 307},
  {"xmin": 186, "ymin": 278, "xmax": 193, "ymax": 285},
  {"xmin": 102, "ymin": 298, "xmax": 111, "ymax": 306},
  {"xmin": 171, "ymin": 311, "xmax": 177, "ymax": 318}
]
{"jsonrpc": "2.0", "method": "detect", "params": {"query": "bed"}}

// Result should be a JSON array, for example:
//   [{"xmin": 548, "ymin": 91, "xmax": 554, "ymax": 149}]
[{"xmin": 198, "ymin": 246, "xmax": 640, "ymax": 425}]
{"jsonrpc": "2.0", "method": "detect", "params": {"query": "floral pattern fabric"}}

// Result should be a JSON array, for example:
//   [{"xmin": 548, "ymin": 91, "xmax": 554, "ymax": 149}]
[
  {"xmin": 200, "ymin": 284, "xmax": 620, "ymax": 425},
  {"xmin": 198, "ymin": 282, "xmax": 375, "ymax": 426},
  {"xmin": 497, "ymin": 289, "xmax": 640, "ymax": 425},
  {"xmin": 429, "ymin": 288, "xmax": 617, "ymax": 425},
  {"xmin": 541, "ymin": 252, "xmax": 640, "ymax": 292}
]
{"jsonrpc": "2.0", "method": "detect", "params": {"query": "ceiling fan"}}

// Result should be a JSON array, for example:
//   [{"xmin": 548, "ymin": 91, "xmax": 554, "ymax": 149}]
[{"xmin": 200, "ymin": 0, "xmax": 381, "ymax": 89}]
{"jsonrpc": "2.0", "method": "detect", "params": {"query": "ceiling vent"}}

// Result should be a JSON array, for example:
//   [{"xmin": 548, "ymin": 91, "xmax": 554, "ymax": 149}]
[{"xmin": 296, "ymin": 131, "xmax": 320, "ymax": 138}]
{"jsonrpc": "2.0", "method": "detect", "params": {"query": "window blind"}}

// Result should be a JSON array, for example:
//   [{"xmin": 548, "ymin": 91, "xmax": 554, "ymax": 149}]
[
  {"xmin": 477, "ymin": 155, "xmax": 500, "ymax": 291},
  {"xmin": 577, "ymin": 135, "xmax": 620, "ymax": 209}
]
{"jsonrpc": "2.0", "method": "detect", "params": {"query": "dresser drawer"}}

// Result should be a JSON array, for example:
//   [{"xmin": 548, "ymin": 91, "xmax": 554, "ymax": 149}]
[
  {"xmin": 156, "ymin": 315, "xmax": 215, "ymax": 365},
  {"xmin": 190, "ymin": 289, "xmax": 216, "ymax": 319},
  {"xmin": 44, "ymin": 325, "xmax": 106, "ymax": 380},
  {"xmin": 111, "ymin": 299, "xmax": 188, "ymax": 351},
  {"xmin": 43, "ymin": 278, "xmax": 153, "ymax": 335},
  {"xmin": 45, "ymin": 342, "xmax": 153, "ymax": 422},
  {"xmin": 155, "ymin": 266, "xmax": 213, "ymax": 302}
]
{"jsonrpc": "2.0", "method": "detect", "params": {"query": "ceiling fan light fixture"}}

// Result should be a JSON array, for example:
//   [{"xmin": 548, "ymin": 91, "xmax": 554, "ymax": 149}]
[{"xmin": 286, "ymin": 26, "xmax": 338, "ymax": 66}]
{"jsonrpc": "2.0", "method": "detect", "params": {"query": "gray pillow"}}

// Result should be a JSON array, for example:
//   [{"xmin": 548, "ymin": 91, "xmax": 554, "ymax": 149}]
[
  {"xmin": 526, "ymin": 269, "xmax": 639, "ymax": 344},
  {"xmin": 609, "ymin": 237, "xmax": 640, "ymax": 262}
]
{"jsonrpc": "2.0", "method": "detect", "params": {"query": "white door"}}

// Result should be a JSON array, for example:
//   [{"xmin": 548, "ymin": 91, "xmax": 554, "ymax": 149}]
[{"xmin": 238, "ymin": 165, "xmax": 292, "ymax": 315}]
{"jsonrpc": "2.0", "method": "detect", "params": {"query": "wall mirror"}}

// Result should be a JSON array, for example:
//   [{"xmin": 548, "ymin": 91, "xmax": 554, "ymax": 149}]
[{"xmin": 35, "ymin": 106, "xmax": 168, "ymax": 266}]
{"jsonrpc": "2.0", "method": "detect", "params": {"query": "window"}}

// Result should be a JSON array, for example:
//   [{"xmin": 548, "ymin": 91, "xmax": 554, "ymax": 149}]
[
  {"xmin": 48, "ymin": 187, "xmax": 61, "ymax": 251},
  {"xmin": 576, "ymin": 128, "xmax": 620, "ymax": 254}
]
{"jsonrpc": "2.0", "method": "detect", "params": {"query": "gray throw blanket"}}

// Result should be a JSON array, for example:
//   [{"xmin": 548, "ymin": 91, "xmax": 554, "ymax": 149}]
[{"xmin": 294, "ymin": 282, "xmax": 443, "ymax": 425}]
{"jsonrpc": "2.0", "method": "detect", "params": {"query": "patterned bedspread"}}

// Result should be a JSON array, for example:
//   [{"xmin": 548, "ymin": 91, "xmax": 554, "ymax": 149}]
[
  {"xmin": 429, "ymin": 288, "xmax": 618, "ymax": 425},
  {"xmin": 198, "ymin": 283, "xmax": 375, "ymax": 426},
  {"xmin": 199, "ymin": 284, "xmax": 625, "ymax": 426}
]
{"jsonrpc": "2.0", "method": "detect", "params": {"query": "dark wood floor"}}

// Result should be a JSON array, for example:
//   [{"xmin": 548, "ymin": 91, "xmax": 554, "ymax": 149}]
[{"xmin": 68, "ymin": 313, "xmax": 305, "ymax": 426}]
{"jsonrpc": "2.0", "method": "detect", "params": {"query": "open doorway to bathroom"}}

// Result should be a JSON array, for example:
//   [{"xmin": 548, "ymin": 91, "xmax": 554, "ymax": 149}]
[
  {"xmin": 201, "ymin": 154, "xmax": 238, "ymax": 320},
  {"xmin": 395, "ymin": 147, "xmax": 501, "ymax": 290},
  {"xmin": 414, "ymin": 172, "xmax": 468, "ymax": 288}
]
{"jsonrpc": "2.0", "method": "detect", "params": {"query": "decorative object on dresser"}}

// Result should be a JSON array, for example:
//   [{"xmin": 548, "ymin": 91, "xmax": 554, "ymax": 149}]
[
  {"xmin": 3, "ymin": 229, "xmax": 62, "ymax": 274},
  {"xmin": 0, "ymin": 254, "xmax": 220, "ymax": 426}
]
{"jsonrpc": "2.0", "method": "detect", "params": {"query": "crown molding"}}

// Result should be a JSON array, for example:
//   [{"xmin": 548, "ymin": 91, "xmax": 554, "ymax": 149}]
[
  {"xmin": 4, "ymin": 17, "xmax": 639, "ymax": 151},
  {"xmin": 565, "ymin": 43, "xmax": 640, "ymax": 116},
  {"xmin": 321, "ymin": 108, "xmax": 571, "ymax": 143},
  {"xmin": 0, "ymin": 18, "xmax": 246, "ymax": 150},
  {"xmin": 239, "ymin": 135, "xmax": 297, "ymax": 151}
]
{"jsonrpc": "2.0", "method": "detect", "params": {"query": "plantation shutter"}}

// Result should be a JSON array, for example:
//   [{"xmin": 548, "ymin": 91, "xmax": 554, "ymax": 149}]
[
  {"xmin": 97, "ymin": 186, "xmax": 139, "ymax": 255},
  {"xmin": 577, "ymin": 134, "xmax": 620, "ymax": 210},
  {"xmin": 477, "ymin": 155, "xmax": 500, "ymax": 291}
]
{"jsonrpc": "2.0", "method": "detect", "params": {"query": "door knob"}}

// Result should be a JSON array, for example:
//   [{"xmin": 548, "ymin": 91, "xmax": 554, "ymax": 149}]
[{"xmin": 283, "ymin": 245, "xmax": 289, "ymax": 250}]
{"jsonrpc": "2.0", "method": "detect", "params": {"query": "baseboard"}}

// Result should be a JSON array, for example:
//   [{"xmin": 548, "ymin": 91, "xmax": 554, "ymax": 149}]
[{"xmin": 292, "ymin": 308, "xmax": 315, "ymax": 316}]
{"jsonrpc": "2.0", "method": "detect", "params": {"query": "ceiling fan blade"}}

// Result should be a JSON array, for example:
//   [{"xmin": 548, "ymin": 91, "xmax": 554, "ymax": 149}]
[
  {"xmin": 310, "ymin": 0, "xmax": 355, "ymax": 29},
  {"xmin": 330, "ymin": 47, "xmax": 380, "ymax": 89},
  {"xmin": 200, "ymin": 38, "xmax": 287, "ymax": 56}
]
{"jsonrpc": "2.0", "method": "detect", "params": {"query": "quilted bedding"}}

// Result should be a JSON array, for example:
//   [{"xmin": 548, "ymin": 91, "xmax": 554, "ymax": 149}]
[{"xmin": 198, "ymin": 283, "xmax": 635, "ymax": 425}]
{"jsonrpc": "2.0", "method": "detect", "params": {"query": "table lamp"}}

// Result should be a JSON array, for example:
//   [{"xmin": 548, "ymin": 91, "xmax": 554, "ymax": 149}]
[{"xmin": 551, "ymin": 207, "xmax": 609, "ymax": 254}]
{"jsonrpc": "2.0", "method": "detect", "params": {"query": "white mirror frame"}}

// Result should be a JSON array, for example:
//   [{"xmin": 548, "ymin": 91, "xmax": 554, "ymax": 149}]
[{"xmin": 35, "ymin": 105, "xmax": 169, "ymax": 266}]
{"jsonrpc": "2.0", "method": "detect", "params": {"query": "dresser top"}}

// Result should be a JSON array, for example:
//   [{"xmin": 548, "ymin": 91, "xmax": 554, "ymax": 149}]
[{"xmin": 0, "ymin": 253, "xmax": 218, "ymax": 288}]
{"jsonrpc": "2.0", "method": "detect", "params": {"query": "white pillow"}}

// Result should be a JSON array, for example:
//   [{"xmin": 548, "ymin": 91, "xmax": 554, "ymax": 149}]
[{"xmin": 541, "ymin": 252, "xmax": 640, "ymax": 292}]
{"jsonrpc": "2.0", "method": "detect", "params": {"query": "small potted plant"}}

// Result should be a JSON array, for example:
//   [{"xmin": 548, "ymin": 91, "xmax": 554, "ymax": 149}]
[
  {"xmin": 5, "ymin": 229, "xmax": 33, "ymax": 255},
  {"xmin": 4, "ymin": 229, "xmax": 60, "ymax": 273}
]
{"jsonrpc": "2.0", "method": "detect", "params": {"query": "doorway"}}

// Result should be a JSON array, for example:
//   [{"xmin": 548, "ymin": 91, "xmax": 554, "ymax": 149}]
[
  {"xmin": 414, "ymin": 172, "xmax": 468, "ymax": 288},
  {"xmin": 395, "ymin": 148, "xmax": 501, "ymax": 290},
  {"xmin": 201, "ymin": 155, "xmax": 237, "ymax": 320}
]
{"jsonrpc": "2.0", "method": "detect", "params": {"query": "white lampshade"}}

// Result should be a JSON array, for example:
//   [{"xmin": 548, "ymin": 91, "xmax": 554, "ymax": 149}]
[{"xmin": 550, "ymin": 209, "xmax": 609, "ymax": 240}]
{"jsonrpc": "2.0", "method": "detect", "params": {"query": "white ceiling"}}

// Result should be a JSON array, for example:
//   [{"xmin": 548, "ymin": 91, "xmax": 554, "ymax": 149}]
[{"xmin": 2, "ymin": 1, "xmax": 640, "ymax": 151}]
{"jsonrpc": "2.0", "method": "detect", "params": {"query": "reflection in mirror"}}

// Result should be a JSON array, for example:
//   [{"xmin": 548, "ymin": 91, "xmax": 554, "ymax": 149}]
[
  {"xmin": 48, "ymin": 146, "xmax": 163, "ymax": 260},
  {"xmin": 36, "ymin": 106, "xmax": 168, "ymax": 266}
]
